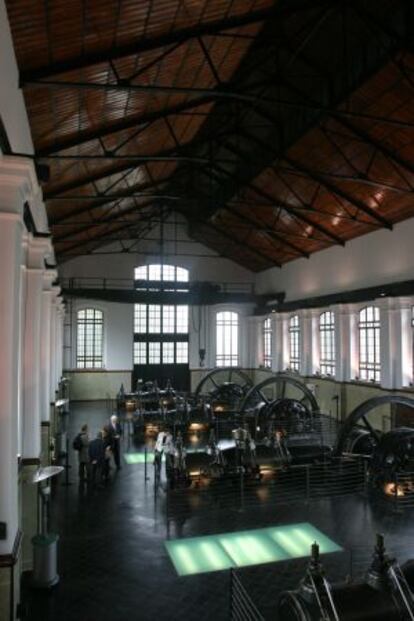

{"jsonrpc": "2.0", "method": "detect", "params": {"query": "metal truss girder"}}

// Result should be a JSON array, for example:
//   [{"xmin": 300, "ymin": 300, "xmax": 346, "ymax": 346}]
[
  {"xmin": 217, "ymin": 135, "xmax": 345, "ymax": 246},
  {"xmin": 48, "ymin": 178, "xmax": 167, "ymax": 224},
  {"xmin": 284, "ymin": 155, "xmax": 393, "ymax": 229},
  {"xmin": 19, "ymin": 1, "xmax": 327, "ymax": 83}
]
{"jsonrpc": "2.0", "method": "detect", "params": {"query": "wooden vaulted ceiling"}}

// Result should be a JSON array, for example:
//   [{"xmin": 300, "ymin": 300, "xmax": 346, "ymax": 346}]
[{"xmin": 6, "ymin": 0, "xmax": 414, "ymax": 271}]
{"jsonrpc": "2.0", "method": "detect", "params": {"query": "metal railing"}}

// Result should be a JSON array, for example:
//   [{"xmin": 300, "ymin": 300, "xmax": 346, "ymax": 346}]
[
  {"xmin": 61, "ymin": 276, "xmax": 255, "ymax": 293},
  {"xmin": 165, "ymin": 456, "xmax": 367, "ymax": 528},
  {"xmin": 231, "ymin": 569, "xmax": 265, "ymax": 621},
  {"xmin": 227, "ymin": 540, "xmax": 414, "ymax": 621}
]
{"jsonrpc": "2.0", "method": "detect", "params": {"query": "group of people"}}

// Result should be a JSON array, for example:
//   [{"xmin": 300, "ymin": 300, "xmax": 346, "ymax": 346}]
[{"xmin": 74, "ymin": 414, "xmax": 122, "ymax": 487}]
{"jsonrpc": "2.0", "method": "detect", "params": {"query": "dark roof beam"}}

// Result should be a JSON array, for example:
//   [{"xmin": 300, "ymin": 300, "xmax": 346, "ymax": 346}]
[
  {"xmin": 19, "ymin": 1, "xmax": 329, "ymax": 83},
  {"xmin": 217, "ymin": 135, "xmax": 345, "ymax": 245}
]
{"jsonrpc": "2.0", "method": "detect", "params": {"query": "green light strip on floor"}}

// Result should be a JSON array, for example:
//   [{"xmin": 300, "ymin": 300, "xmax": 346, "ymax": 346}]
[
  {"xmin": 124, "ymin": 447, "xmax": 205, "ymax": 465},
  {"xmin": 165, "ymin": 522, "xmax": 341, "ymax": 576}
]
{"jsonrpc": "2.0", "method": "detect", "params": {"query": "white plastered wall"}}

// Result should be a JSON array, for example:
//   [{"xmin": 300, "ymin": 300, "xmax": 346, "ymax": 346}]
[{"xmin": 255, "ymin": 217, "xmax": 414, "ymax": 301}]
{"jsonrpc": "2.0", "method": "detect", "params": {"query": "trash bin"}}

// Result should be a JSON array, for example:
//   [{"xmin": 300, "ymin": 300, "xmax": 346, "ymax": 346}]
[{"xmin": 32, "ymin": 533, "xmax": 59, "ymax": 588}]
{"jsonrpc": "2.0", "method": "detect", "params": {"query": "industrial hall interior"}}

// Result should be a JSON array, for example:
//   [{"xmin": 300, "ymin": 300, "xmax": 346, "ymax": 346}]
[{"xmin": 4, "ymin": 0, "xmax": 414, "ymax": 620}]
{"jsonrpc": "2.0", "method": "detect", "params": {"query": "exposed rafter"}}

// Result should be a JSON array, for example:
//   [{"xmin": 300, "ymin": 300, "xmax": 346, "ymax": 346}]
[
  {"xmin": 19, "ymin": 1, "xmax": 327, "ymax": 83},
  {"xmin": 284, "ymin": 156, "xmax": 393, "ymax": 229},
  {"xmin": 216, "ymin": 137, "xmax": 346, "ymax": 246}
]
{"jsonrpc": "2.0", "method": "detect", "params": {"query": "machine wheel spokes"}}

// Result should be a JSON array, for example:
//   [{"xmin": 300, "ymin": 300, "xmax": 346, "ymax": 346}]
[
  {"xmin": 194, "ymin": 367, "xmax": 253, "ymax": 400},
  {"xmin": 335, "ymin": 395, "xmax": 414, "ymax": 456},
  {"xmin": 241, "ymin": 373, "xmax": 319, "ymax": 415}
]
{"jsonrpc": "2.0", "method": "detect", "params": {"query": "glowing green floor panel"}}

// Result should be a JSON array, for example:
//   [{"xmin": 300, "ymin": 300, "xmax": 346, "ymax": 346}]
[
  {"xmin": 165, "ymin": 522, "xmax": 341, "ymax": 576},
  {"xmin": 124, "ymin": 447, "xmax": 206, "ymax": 464}
]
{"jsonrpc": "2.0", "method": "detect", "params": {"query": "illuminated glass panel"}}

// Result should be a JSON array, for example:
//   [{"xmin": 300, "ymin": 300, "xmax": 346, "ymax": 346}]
[
  {"xmin": 148, "ymin": 305, "xmax": 161, "ymax": 333},
  {"xmin": 134, "ymin": 265, "xmax": 147, "ymax": 280},
  {"xmin": 162, "ymin": 342, "xmax": 174, "ymax": 364},
  {"xmin": 162, "ymin": 306, "xmax": 175, "ymax": 334},
  {"xmin": 176, "ymin": 342, "xmax": 189, "ymax": 364},
  {"xmin": 134, "ymin": 304, "xmax": 147, "ymax": 334},
  {"xmin": 216, "ymin": 311, "xmax": 238, "ymax": 367},
  {"xmin": 133, "ymin": 265, "xmax": 189, "ymax": 366},
  {"xmin": 320, "ymin": 311, "xmax": 335, "ymax": 376},
  {"xmin": 176, "ymin": 305, "xmax": 188, "ymax": 333},
  {"xmin": 359, "ymin": 306, "xmax": 380, "ymax": 382},
  {"xmin": 134, "ymin": 264, "xmax": 189, "ymax": 283},
  {"xmin": 134, "ymin": 342, "xmax": 147, "ymax": 365},
  {"xmin": 76, "ymin": 308, "xmax": 103, "ymax": 369},
  {"xmin": 176, "ymin": 266, "xmax": 189, "ymax": 282},
  {"xmin": 165, "ymin": 522, "xmax": 341, "ymax": 577},
  {"xmin": 148, "ymin": 264, "xmax": 162, "ymax": 281},
  {"xmin": 263, "ymin": 317, "xmax": 272, "ymax": 368},
  {"xmin": 148, "ymin": 342, "xmax": 161, "ymax": 364},
  {"xmin": 289, "ymin": 315, "xmax": 300, "ymax": 372}
]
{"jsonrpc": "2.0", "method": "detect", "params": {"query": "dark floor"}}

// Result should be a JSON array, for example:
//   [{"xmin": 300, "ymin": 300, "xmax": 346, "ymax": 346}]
[{"xmin": 23, "ymin": 402, "xmax": 414, "ymax": 621}]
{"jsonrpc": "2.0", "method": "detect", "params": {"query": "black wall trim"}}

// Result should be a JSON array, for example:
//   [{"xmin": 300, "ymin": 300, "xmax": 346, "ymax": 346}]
[{"xmin": 263, "ymin": 279, "xmax": 414, "ymax": 314}]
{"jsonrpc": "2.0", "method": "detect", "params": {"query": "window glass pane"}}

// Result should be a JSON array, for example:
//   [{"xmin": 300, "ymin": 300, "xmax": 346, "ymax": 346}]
[
  {"xmin": 176, "ymin": 342, "xmax": 188, "ymax": 364},
  {"xmin": 134, "ymin": 342, "xmax": 147, "ymax": 365},
  {"xmin": 148, "ymin": 264, "xmax": 162, "ymax": 281},
  {"xmin": 289, "ymin": 315, "xmax": 300, "ymax": 371},
  {"xmin": 134, "ymin": 265, "xmax": 147, "ymax": 280},
  {"xmin": 319, "ymin": 311, "xmax": 335, "ymax": 376},
  {"xmin": 148, "ymin": 342, "xmax": 161, "ymax": 364},
  {"xmin": 134, "ymin": 304, "xmax": 147, "ymax": 334},
  {"xmin": 162, "ymin": 306, "xmax": 175, "ymax": 334},
  {"xmin": 162, "ymin": 342, "xmax": 174, "ymax": 364},
  {"xmin": 176, "ymin": 305, "xmax": 188, "ymax": 334},
  {"xmin": 176, "ymin": 267, "xmax": 189, "ymax": 282},
  {"xmin": 162, "ymin": 265, "xmax": 175, "ymax": 281},
  {"xmin": 216, "ymin": 311, "xmax": 238, "ymax": 366},
  {"xmin": 76, "ymin": 308, "xmax": 103, "ymax": 369},
  {"xmin": 263, "ymin": 317, "xmax": 272, "ymax": 368},
  {"xmin": 359, "ymin": 306, "xmax": 380, "ymax": 382},
  {"xmin": 148, "ymin": 305, "xmax": 161, "ymax": 333}
]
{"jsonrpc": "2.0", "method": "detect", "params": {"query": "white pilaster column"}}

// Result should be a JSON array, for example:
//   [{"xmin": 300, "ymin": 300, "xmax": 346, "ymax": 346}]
[
  {"xmin": 335, "ymin": 304, "xmax": 358, "ymax": 382},
  {"xmin": 22, "ymin": 236, "xmax": 52, "ymax": 458},
  {"xmin": 300, "ymin": 309, "xmax": 320, "ymax": 376},
  {"xmin": 40, "ymin": 271, "xmax": 57, "ymax": 422},
  {"xmin": 274, "ymin": 313, "xmax": 289, "ymax": 372},
  {"xmin": 0, "ymin": 190, "xmax": 26, "ymax": 555},
  {"xmin": 270, "ymin": 313, "xmax": 278, "ymax": 372},
  {"xmin": 17, "ymin": 236, "xmax": 28, "ymax": 458},
  {"xmin": 379, "ymin": 298, "xmax": 395, "ymax": 389},
  {"xmin": 49, "ymin": 287, "xmax": 61, "ymax": 403},
  {"xmin": 56, "ymin": 303, "xmax": 65, "ymax": 386},
  {"xmin": 399, "ymin": 299, "xmax": 413, "ymax": 388},
  {"xmin": 248, "ymin": 316, "xmax": 262, "ymax": 369},
  {"xmin": 379, "ymin": 297, "xmax": 413, "ymax": 389}
]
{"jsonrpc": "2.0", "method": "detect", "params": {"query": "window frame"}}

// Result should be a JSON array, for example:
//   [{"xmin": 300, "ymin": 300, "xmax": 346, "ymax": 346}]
[
  {"xmin": 216, "ymin": 310, "xmax": 239, "ymax": 367},
  {"xmin": 319, "ymin": 310, "xmax": 335, "ymax": 376},
  {"xmin": 76, "ymin": 307, "xmax": 104, "ymax": 369},
  {"xmin": 358, "ymin": 305, "xmax": 381, "ymax": 383},
  {"xmin": 133, "ymin": 264, "xmax": 189, "ymax": 366},
  {"xmin": 263, "ymin": 317, "xmax": 273, "ymax": 368},
  {"xmin": 288, "ymin": 314, "xmax": 300, "ymax": 372}
]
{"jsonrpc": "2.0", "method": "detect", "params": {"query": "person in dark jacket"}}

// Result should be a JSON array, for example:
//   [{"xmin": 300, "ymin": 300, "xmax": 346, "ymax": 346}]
[
  {"xmin": 89, "ymin": 431, "xmax": 105, "ymax": 487},
  {"xmin": 107, "ymin": 414, "xmax": 122, "ymax": 470},
  {"xmin": 77, "ymin": 424, "xmax": 90, "ymax": 482},
  {"xmin": 102, "ymin": 426, "xmax": 113, "ymax": 482}
]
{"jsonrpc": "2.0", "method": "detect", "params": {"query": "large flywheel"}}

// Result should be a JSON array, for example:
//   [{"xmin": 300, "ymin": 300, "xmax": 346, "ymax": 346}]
[
  {"xmin": 335, "ymin": 395, "xmax": 414, "ymax": 456},
  {"xmin": 194, "ymin": 367, "xmax": 253, "ymax": 414}
]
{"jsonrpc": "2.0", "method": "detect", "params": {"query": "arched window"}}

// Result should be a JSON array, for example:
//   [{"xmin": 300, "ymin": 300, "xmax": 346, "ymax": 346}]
[
  {"xmin": 359, "ymin": 306, "xmax": 380, "ymax": 382},
  {"xmin": 289, "ymin": 315, "xmax": 300, "ymax": 372},
  {"xmin": 216, "ymin": 311, "xmax": 238, "ymax": 367},
  {"xmin": 263, "ymin": 317, "xmax": 273, "ymax": 368},
  {"xmin": 134, "ymin": 264, "xmax": 189, "ymax": 284},
  {"xmin": 76, "ymin": 308, "xmax": 103, "ymax": 369},
  {"xmin": 320, "ymin": 311, "xmax": 335, "ymax": 376},
  {"xmin": 133, "ymin": 265, "xmax": 189, "ymax": 378}
]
